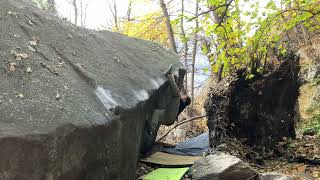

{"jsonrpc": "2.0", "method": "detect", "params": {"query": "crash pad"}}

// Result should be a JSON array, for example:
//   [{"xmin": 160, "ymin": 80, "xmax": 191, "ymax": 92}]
[
  {"xmin": 140, "ymin": 152, "xmax": 201, "ymax": 166},
  {"xmin": 142, "ymin": 168, "xmax": 189, "ymax": 180},
  {"xmin": 164, "ymin": 132, "xmax": 209, "ymax": 156}
]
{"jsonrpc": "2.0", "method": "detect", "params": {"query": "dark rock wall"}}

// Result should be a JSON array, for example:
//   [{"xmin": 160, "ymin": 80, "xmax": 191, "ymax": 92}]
[
  {"xmin": 205, "ymin": 54, "xmax": 300, "ymax": 153},
  {"xmin": 0, "ymin": 92, "xmax": 177, "ymax": 180}
]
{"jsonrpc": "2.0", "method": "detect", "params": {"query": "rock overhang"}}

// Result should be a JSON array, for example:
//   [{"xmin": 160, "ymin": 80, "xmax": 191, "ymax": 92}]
[{"xmin": 0, "ymin": 0, "xmax": 185, "ymax": 179}]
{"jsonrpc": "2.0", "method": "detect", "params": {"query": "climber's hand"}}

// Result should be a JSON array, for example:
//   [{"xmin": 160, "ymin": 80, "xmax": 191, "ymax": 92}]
[
  {"xmin": 164, "ymin": 64, "xmax": 175, "ymax": 76},
  {"xmin": 165, "ymin": 73, "xmax": 175, "ymax": 81}
]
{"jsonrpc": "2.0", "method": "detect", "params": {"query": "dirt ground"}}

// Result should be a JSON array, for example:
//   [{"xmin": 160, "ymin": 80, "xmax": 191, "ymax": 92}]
[
  {"xmin": 253, "ymin": 135, "xmax": 320, "ymax": 179},
  {"xmin": 136, "ymin": 135, "xmax": 320, "ymax": 179}
]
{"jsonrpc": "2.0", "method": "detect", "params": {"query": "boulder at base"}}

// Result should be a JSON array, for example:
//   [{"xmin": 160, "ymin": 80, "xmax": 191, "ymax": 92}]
[
  {"xmin": 0, "ymin": 0, "xmax": 184, "ymax": 179},
  {"xmin": 190, "ymin": 152, "xmax": 257, "ymax": 180},
  {"xmin": 258, "ymin": 172, "xmax": 293, "ymax": 180}
]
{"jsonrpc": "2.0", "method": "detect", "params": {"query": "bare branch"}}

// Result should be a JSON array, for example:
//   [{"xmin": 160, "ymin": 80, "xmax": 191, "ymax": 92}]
[
  {"xmin": 188, "ymin": 2, "xmax": 231, "ymax": 21},
  {"xmin": 156, "ymin": 115, "xmax": 206, "ymax": 142}
]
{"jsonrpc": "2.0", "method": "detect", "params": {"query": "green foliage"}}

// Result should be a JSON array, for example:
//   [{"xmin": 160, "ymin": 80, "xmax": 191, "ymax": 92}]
[
  {"xmin": 300, "ymin": 114, "xmax": 320, "ymax": 136},
  {"xmin": 194, "ymin": 0, "xmax": 320, "ymax": 76},
  {"xmin": 311, "ymin": 78, "xmax": 320, "ymax": 86},
  {"xmin": 246, "ymin": 74, "xmax": 255, "ymax": 80},
  {"xmin": 112, "ymin": 0, "xmax": 319, "ymax": 78},
  {"xmin": 32, "ymin": 0, "xmax": 50, "ymax": 10},
  {"xmin": 302, "ymin": 95, "xmax": 320, "ymax": 136},
  {"xmin": 32, "ymin": 0, "xmax": 56, "ymax": 12}
]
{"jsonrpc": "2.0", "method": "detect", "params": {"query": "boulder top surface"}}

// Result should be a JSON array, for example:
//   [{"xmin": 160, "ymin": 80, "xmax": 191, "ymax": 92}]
[{"xmin": 0, "ymin": 0, "xmax": 183, "ymax": 137}]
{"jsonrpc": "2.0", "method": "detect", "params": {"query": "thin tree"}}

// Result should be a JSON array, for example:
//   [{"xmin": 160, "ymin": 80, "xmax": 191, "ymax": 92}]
[
  {"xmin": 80, "ymin": 0, "xmax": 88, "ymax": 27},
  {"xmin": 72, "ymin": 0, "xmax": 78, "ymax": 25},
  {"xmin": 159, "ymin": 0, "xmax": 177, "ymax": 53},
  {"xmin": 205, "ymin": 0, "xmax": 234, "ymax": 82},
  {"xmin": 107, "ymin": 0, "xmax": 119, "ymax": 30},
  {"xmin": 190, "ymin": 0, "xmax": 199, "ymax": 107},
  {"xmin": 126, "ymin": 0, "xmax": 132, "ymax": 21},
  {"xmin": 181, "ymin": 0, "xmax": 188, "ymax": 93}
]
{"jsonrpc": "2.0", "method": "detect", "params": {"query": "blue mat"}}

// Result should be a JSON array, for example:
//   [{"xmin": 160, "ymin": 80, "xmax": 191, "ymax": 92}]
[{"xmin": 164, "ymin": 132, "xmax": 209, "ymax": 156}]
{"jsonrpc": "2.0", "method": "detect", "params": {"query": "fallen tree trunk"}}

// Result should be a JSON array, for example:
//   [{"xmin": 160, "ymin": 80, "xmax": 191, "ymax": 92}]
[{"xmin": 204, "ymin": 53, "xmax": 300, "ymax": 155}]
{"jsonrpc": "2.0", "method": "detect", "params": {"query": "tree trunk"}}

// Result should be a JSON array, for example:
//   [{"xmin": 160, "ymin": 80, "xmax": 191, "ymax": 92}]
[
  {"xmin": 217, "ymin": 63, "xmax": 224, "ymax": 82},
  {"xmin": 207, "ymin": 2, "xmax": 225, "ymax": 82},
  {"xmin": 181, "ymin": 0, "xmax": 188, "ymax": 93},
  {"xmin": 113, "ymin": 0, "xmax": 118, "ymax": 30},
  {"xmin": 72, "ymin": 0, "xmax": 78, "ymax": 25},
  {"xmin": 191, "ymin": 0, "xmax": 199, "ymax": 107},
  {"xmin": 126, "ymin": 0, "xmax": 132, "ymax": 21},
  {"xmin": 83, "ymin": 3, "xmax": 88, "ymax": 27},
  {"xmin": 79, "ymin": 0, "xmax": 88, "ymax": 27},
  {"xmin": 107, "ymin": 0, "xmax": 118, "ymax": 30},
  {"xmin": 80, "ymin": 0, "xmax": 83, "ymax": 27},
  {"xmin": 159, "ymin": 0, "xmax": 177, "ymax": 53}
]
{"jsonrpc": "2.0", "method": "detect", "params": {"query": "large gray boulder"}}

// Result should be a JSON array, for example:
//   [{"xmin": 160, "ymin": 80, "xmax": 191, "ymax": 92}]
[
  {"xmin": 0, "ymin": 0, "xmax": 184, "ymax": 179},
  {"xmin": 190, "ymin": 152, "xmax": 257, "ymax": 180}
]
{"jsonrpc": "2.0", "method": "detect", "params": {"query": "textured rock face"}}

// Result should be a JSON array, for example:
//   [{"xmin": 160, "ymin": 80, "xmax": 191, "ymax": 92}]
[
  {"xmin": 204, "ymin": 54, "xmax": 300, "ymax": 152},
  {"xmin": 190, "ymin": 152, "xmax": 294, "ymax": 180},
  {"xmin": 190, "ymin": 152, "xmax": 257, "ymax": 180},
  {"xmin": 0, "ymin": 0, "xmax": 184, "ymax": 179}
]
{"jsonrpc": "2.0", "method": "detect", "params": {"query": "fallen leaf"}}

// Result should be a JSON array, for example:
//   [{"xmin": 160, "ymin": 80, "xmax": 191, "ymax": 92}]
[
  {"xmin": 7, "ymin": 11, "xmax": 17, "ymax": 15},
  {"xmin": 25, "ymin": 17, "xmax": 33, "ymax": 25},
  {"xmin": 31, "ymin": 37, "xmax": 40, "ymax": 43},
  {"xmin": 26, "ymin": 67, "xmax": 32, "ymax": 73},
  {"xmin": 15, "ymin": 53, "xmax": 28, "ymax": 60},
  {"xmin": 15, "ymin": 56, "xmax": 22, "ymax": 61},
  {"xmin": 296, "ymin": 164, "xmax": 307, "ymax": 172},
  {"xmin": 10, "ymin": 49, "xmax": 16, "ymax": 55},
  {"xmin": 20, "ymin": 53, "xmax": 28, "ymax": 59},
  {"xmin": 57, "ymin": 62, "xmax": 65, "ymax": 67},
  {"xmin": 29, "ymin": 40, "xmax": 37, "ymax": 46},
  {"xmin": 28, "ymin": 46, "xmax": 36, "ymax": 52},
  {"xmin": 304, "ymin": 143, "xmax": 314, "ymax": 147},
  {"xmin": 56, "ymin": 92, "xmax": 60, "ymax": 100},
  {"xmin": 67, "ymin": 34, "xmax": 73, "ymax": 39},
  {"xmin": 16, "ymin": 93, "xmax": 24, "ymax": 99},
  {"xmin": 9, "ymin": 62, "xmax": 16, "ymax": 72}
]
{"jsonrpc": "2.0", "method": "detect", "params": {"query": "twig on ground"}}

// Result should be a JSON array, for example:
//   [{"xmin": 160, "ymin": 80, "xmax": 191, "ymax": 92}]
[{"xmin": 156, "ymin": 115, "xmax": 206, "ymax": 142}]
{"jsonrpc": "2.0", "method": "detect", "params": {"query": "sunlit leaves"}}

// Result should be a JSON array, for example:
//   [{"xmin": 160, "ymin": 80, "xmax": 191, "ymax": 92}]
[
  {"xmin": 266, "ymin": 1, "xmax": 277, "ymax": 10},
  {"xmin": 200, "ymin": 0, "xmax": 320, "ymax": 77},
  {"xmin": 32, "ymin": 0, "xmax": 50, "ymax": 10},
  {"xmin": 115, "ymin": 12, "xmax": 171, "ymax": 47},
  {"xmin": 171, "ymin": 18, "xmax": 180, "ymax": 26}
]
